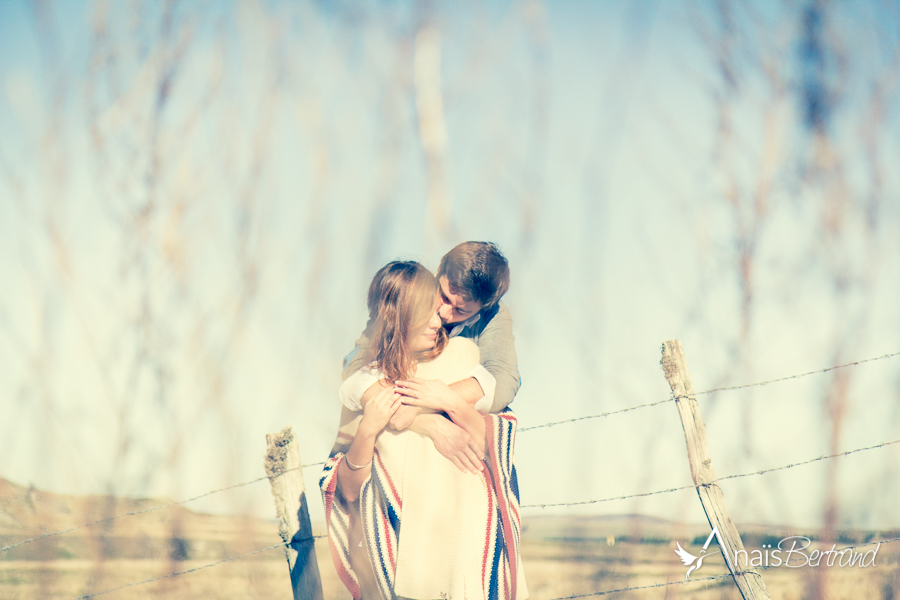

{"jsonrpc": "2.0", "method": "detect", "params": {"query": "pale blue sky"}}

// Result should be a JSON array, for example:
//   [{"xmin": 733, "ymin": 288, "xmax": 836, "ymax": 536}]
[{"xmin": 1, "ymin": 0, "xmax": 899, "ymax": 531}]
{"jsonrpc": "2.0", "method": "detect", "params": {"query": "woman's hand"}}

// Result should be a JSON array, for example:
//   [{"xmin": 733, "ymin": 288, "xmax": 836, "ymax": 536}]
[
  {"xmin": 395, "ymin": 377, "xmax": 459, "ymax": 411},
  {"xmin": 338, "ymin": 391, "xmax": 399, "ymax": 503},
  {"xmin": 360, "ymin": 386, "xmax": 402, "ymax": 435}
]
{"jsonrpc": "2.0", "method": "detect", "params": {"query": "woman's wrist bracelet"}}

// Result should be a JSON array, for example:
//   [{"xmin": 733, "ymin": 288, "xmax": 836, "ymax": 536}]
[{"xmin": 345, "ymin": 456, "xmax": 372, "ymax": 471}]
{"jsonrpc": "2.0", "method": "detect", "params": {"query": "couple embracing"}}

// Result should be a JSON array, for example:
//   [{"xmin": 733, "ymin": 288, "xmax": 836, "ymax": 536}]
[{"xmin": 319, "ymin": 242, "xmax": 528, "ymax": 600}]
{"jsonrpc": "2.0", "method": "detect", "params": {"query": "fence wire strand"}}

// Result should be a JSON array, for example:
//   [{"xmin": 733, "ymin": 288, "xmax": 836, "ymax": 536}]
[
  {"xmin": 539, "ymin": 573, "xmax": 734, "ymax": 599},
  {"xmin": 70, "ymin": 535, "xmax": 328, "ymax": 599},
  {"xmin": 522, "ymin": 437, "xmax": 900, "ymax": 508},
  {"xmin": 540, "ymin": 537, "xmax": 898, "ymax": 600},
  {"xmin": 715, "ymin": 439, "xmax": 900, "ymax": 484},
  {"xmin": 71, "ymin": 542, "xmax": 288, "ymax": 599},
  {"xmin": 68, "ymin": 533, "xmax": 900, "ymax": 599},
  {"xmin": 534, "ymin": 536, "xmax": 900, "ymax": 600},
  {"xmin": 693, "ymin": 350, "xmax": 900, "ymax": 397},
  {"xmin": 519, "ymin": 398, "xmax": 673, "ymax": 431},
  {"xmin": 522, "ymin": 349, "xmax": 900, "ymax": 432},
  {"xmin": 837, "ymin": 535, "xmax": 900, "ymax": 552},
  {"xmin": 0, "ymin": 462, "xmax": 323, "ymax": 554}
]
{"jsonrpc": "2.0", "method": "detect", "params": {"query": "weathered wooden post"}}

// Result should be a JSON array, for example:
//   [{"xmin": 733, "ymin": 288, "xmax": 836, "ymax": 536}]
[
  {"xmin": 661, "ymin": 340, "xmax": 770, "ymax": 600},
  {"xmin": 264, "ymin": 426, "xmax": 324, "ymax": 600}
]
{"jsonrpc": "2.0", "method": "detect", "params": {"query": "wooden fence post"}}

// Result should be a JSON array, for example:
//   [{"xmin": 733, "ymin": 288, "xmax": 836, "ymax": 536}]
[
  {"xmin": 661, "ymin": 340, "xmax": 770, "ymax": 600},
  {"xmin": 264, "ymin": 426, "xmax": 324, "ymax": 600}
]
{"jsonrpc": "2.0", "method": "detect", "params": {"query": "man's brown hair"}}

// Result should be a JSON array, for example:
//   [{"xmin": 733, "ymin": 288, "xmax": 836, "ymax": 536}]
[
  {"xmin": 437, "ymin": 242, "xmax": 510, "ymax": 310},
  {"xmin": 362, "ymin": 261, "xmax": 447, "ymax": 382}
]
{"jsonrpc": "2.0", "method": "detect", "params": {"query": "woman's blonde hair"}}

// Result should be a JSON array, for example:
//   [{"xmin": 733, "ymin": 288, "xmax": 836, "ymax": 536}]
[{"xmin": 362, "ymin": 261, "xmax": 447, "ymax": 382}]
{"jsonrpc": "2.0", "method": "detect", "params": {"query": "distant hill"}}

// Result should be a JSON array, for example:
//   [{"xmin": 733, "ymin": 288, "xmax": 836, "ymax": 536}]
[{"xmin": 0, "ymin": 478, "xmax": 282, "ymax": 562}]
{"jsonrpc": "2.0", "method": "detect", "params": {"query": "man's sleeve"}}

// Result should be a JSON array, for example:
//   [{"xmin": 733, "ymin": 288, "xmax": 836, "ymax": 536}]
[
  {"xmin": 467, "ymin": 364, "xmax": 496, "ymax": 414},
  {"xmin": 476, "ymin": 302, "xmax": 520, "ymax": 412},
  {"xmin": 339, "ymin": 367, "xmax": 383, "ymax": 411},
  {"xmin": 341, "ymin": 328, "xmax": 371, "ymax": 382}
]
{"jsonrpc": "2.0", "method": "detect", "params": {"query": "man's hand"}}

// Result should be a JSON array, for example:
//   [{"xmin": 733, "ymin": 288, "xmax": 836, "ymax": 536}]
[
  {"xmin": 389, "ymin": 405, "xmax": 423, "ymax": 431},
  {"xmin": 396, "ymin": 377, "xmax": 459, "ymax": 411},
  {"xmin": 426, "ymin": 416, "xmax": 484, "ymax": 474}
]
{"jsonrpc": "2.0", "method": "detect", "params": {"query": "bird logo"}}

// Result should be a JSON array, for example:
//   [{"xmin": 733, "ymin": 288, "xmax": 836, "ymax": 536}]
[{"xmin": 674, "ymin": 527, "xmax": 719, "ymax": 580}]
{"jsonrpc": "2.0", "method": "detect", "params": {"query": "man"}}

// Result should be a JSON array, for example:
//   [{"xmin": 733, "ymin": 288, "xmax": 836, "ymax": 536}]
[{"xmin": 341, "ymin": 241, "xmax": 520, "ymax": 473}]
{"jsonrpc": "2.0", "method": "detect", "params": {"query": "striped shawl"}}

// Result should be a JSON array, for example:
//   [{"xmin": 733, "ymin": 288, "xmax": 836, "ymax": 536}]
[{"xmin": 319, "ymin": 407, "xmax": 523, "ymax": 600}]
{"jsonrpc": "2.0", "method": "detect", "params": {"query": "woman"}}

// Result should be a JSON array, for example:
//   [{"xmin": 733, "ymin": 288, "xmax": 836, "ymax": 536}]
[{"xmin": 320, "ymin": 261, "xmax": 526, "ymax": 600}]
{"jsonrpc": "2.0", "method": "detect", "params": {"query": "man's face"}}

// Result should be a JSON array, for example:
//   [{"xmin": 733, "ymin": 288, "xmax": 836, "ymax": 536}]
[{"xmin": 438, "ymin": 275, "xmax": 483, "ymax": 325}]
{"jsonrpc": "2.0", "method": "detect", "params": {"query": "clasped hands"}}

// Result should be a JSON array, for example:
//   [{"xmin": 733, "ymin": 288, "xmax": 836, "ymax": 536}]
[{"xmin": 387, "ymin": 376, "xmax": 456, "ymax": 429}]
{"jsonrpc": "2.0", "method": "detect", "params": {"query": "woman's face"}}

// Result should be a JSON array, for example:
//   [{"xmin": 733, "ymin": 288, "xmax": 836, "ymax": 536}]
[{"xmin": 408, "ymin": 294, "xmax": 443, "ymax": 353}]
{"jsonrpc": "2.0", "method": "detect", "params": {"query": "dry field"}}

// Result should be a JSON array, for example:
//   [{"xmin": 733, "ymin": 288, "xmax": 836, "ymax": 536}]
[
  {"xmin": 2, "ymin": 480, "xmax": 899, "ymax": 600},
  {"xmin": 3, "ymin": 533, "xmax": 899, "ymax": 600}
]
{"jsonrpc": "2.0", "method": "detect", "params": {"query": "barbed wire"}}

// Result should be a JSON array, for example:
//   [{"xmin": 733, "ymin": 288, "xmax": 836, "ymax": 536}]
[
  {"xmin": 500, "ymin": 536, "xmax": 900, "ymax": 600},
  {"xmin": 67, "ymin": 533, "xmax": 328, "ymax": 599},
  {"xmin": 836, "ymin": 536, "xmax": 900, "ymax": 552},
  {"xmin": 693, "ymin": 350, "xmax": 900, "ymax": 397},
  {"xmin": 519, "ymin": 398, "xmax": 673, "ymax": 432},
  {"xmin": 71, "ymin": 541, "xmax": 288, "ymax": 599},
  {"xmin": 522, "ymin": 437, "xmax": 900, "ymax": 508},
  {"xmin": 539, "ymin": 573, "xmax": 734, "ymax": 599},
  {"xmin": 539, "ymin": 536, "xmax": 900, "ymax": 600},
  {"xmin": 82, "ymin": 533, "xmax": 894, "ymax": 600},
  {"xmin": 521, "ymin": 482, "xmax": 695, "ymax": 508},
  {"xmin": 521, "ymin": 349, "xmax": 900, "ymax": 433},
  {"xmin": 0, "ymin": 462, "xmax": 324, "ymax": 554},
  {"xmin": 528, "ymin": 534, "xmax": 900, "ymax": 599},
  {"xmin": 716, "ymin": 439, "xmax": 900, "ymax": 484}
]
